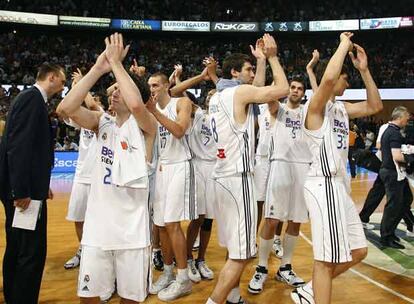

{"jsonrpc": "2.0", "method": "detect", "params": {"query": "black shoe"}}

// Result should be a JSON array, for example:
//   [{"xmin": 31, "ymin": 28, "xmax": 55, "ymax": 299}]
[
  {"xmin": 391, "ymin": 235, "xmax": 401, "ymax": 243},
  {"xmin": 152, "ymin": 250, "xmax": 164, "ymax": 271},
  {"xmin": 380, "ymin": 239, "xmax": 405, "ymax": 249}
]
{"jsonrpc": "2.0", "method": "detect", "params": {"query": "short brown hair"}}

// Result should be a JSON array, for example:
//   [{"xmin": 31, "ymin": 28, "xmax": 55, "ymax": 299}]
[
  {"xmin": 36, "ymin": 63, "xmax": 64, "ymax": 81},
  {"xmin": 150, "ymin": 72, "xmax": 169, "ymax": 84},
  {"xmin": 222, "ymin": 53, "xmax": 252, "ymax": 79},
  {"xmin": 290, "ymin": 76, "xmax": 306, "ymax": 91}
]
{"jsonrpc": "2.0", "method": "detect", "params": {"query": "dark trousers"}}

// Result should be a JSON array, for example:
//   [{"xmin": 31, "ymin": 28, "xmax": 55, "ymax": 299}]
[
  {"xmin": 2, "ymin": 199, "xmax": 47, "ymax": 304},
  {"xmin": 348, "ymin": 146, "xmax": 356, "ymax": 178},
  {"xmin": 379, "ymin": 168, "xmax": 413, "ymax": 240},
  {"xmin": 359, "ymin": 174, "xmax": 386, "ymax": 223}
]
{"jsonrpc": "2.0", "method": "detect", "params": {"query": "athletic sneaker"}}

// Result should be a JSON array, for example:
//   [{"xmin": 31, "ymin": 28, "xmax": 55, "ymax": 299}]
[
  {"xmin": 362, "ymin": 222, "xmax": 375, "ymax": 230},
  {"xmin": 248, "ymin": 266, "xmax": 268, "ymax": 294},
  {"xmin": 149, "ymin": 272, "xmax": 175, "ymax": 295},
  {"xmin": 100, "ymin": 291, "xmax": 114, "ymax": 303},
  {"xmin": 196, "ymin": 260, "xmax": 214, "ymax": 280},
  {"xmin": 290, "ymin": 283, "xmax": 314, "ymax": 304},
  {"xmin": 273, "ymin": 238, "xmax": 283, "ymax": 259},
  {"xmin": 276, "ymin": 264, "xmax": 305, "ymax": 287},
  {"xmin": 158, "ymin": 279, "xmax": 192, "ymax": 301},
  {"xmin": 152, "ymin": 249, "xmax": 164, "ymax": 271},
  {"xmin": 187, "ymin": 259, "xmax": 201, "ymax": 283},
  {"xmin": 226, "ymin": 297, "xmax": 249, "ymax": 304},
  {"xmin": 64, "ymin": 247, "xmax": 81, "ymax": 269}
]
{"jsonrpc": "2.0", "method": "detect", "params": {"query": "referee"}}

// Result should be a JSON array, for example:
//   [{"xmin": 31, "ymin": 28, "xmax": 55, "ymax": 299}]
[{"xmin": 379, "ymin": 106, "xmax": 413, "ymax": 249}]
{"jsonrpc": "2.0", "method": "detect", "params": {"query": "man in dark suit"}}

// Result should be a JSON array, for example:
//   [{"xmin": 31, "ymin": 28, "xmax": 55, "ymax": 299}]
[{"xmin": 0, "ymin": 63, "xmax": 66, "ymax": 303}]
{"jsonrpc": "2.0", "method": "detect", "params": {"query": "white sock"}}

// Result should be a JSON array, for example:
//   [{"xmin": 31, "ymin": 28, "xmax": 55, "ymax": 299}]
[
  {"xmin": 153, "ymin": 248, "xmax": 161, "ymax": 252},
  {"xmin": 258, "ymin": 237, "xmax": 273, "ymax": 268},
  {"xmin": 274, "ymin": 234, "xmax": 281, "ymax": 241},
  {"xmin": 164, "ymin": 264, "xmax": 174, "ymax": 275},
  {"xmin": 226, "ymin": 287, "xmax": 240, "ymax": 302},
  {"xmin": 177, "ymin": 267, "xmax": 189, "ymax": 282},
  {"xmin": 206, "ymin": 298, "xmax": 217, "ymax": 304},
  {"xmin": 281, "ymin": 234, "xmax": 298, "ymax": 266}
]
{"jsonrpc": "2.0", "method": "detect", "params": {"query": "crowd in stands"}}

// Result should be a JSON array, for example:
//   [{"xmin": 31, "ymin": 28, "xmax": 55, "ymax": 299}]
[
  {"xmin": 0, "ymin": 27, "xmax": 412, "ymax": 147},
  {"xmin": 0, "ymin": 0, "xmax": 411, "ymax": 21}
]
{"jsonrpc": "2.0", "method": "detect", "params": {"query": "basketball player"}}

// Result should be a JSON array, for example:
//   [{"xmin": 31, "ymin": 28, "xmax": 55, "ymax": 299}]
[
  {"xmin": 146, "ymin": 72, "xmax": 196, "ymax": 301},
  {"xmin": 57, "ymin": 33, "xmax": 157, "ymax": 304},
  {"xmin": 63, "ymin": 69, "xmax": 103, "ymax": 270},
  {"xmin": 291, "ymin": 32, "xmax": 383, "ymax": 304},
  {"xmin": 206, "ymin": 33, "xmax": 289, "ymax": 304},
  {"xmin": 248, "ymin": 77, "xmax": 310, "ymax": 294}
]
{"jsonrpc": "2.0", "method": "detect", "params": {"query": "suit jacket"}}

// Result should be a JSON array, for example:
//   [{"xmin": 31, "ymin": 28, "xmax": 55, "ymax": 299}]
[{"xmin": 0, "ymin": 86, "xmax": 54, "ymax": 202}]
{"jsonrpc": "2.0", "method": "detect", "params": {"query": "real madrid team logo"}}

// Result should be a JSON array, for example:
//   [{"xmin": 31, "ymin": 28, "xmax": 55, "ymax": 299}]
[{"xmin": 102, "ymin": 132, "xmax": 107, "ymax": 140}]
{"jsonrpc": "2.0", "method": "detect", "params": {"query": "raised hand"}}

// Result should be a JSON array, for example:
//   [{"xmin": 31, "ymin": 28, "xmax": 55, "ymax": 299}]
[
  {"xmin": 263, "ymin": 33, "xmax": 277, "ymax": 58},
  {"xmin": 250, "ymin": 38, "xmax": 266, "ymax": 60},
  {"xmin": 104, "ymin": 32, "xmax": 130, "ymax": 64},
  {"xmin": 307, "ymin": 49, "xmax": 320, "ymax": 69},
  {"xmin": 130, "ymin": 59, "xmax": 146, "ymax": 77},
  {"xmin": 349, "ymin": 44, "xmax": 368, "ymax": 72},
  {"xmin": 340, "ymin": 32, "xmax": 354, "ymax": 51},
  {"xmin": 71, "ymin": 68, "xmax": 83, "ymax": 86},
  {"xmin": 174, "ymin": 64, "xmax": 183, "ymax": 80},
  {"xmin": 94, "ymin": 50, "xmax": 112, "ymax": 74},
  {"xmin": 146, "ymin": 93, "xmax": 158, "ymax": 113},
  {"xmin": 203, "ymin": 57, "xmax": 218, "ymax": 78}
]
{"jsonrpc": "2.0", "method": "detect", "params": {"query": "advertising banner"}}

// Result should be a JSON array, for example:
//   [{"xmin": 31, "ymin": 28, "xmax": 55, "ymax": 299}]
[
  {"xmin": 53, "ymin": 152, "xmax": 78, "ymax": 173},
  {"xmin": 59, "ymin": 16, "xmax": 110, "ymax": 28},
  {"xmin": 112, "ymin": 19, "xmax": 161, "ymax": 30},
  {"xmin": 309, "ymin": 19, "xmax": 359, "ymax": 31},
  {"xmin": 212, "ymin": 22, "xmax": 258, "ymax": 32},
  {"xmin": 0, "ymin": 10, "xmax": 58, "ymax": 26},
  {"xmin": 161, "ymin": 21, "xmax": 209, "ymax": 31},
  {"xmin": 261, "ymin": 21, "xmax": 308, "ymax": 32},
  {"xmin": 360, "ymin": 17, "xmax": 413, "ymax": 30}
]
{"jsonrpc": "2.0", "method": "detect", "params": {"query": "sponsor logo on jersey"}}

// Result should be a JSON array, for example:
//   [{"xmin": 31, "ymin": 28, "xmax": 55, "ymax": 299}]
[
  {"xmin": 285, "ymin": 117, "xmax": 301, "ymax": 128},
  {"xmin": 101, "ymin": 146, "xmax": 114, "ymax": 165},
  {"xmin": 158, "ymin": 125, "xmax": 170, "ymax": 137},
  {"xmin": 217, "ymin": 149, "xmax": 226, "ymax": 159},
  {"xmin": 333, "ymin": 119, "xmax": 349, "ymax": 135}
]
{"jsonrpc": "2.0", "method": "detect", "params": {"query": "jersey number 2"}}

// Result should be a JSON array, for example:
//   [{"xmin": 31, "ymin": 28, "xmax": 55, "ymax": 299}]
[{"xmin": 103, "ymin": 167, "xmax": 112, "ymax": 184}]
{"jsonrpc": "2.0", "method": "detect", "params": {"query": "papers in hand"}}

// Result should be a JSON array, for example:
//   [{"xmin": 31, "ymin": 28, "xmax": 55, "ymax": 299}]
[{"xmin": 12, "ymin": 200, "xmax": 42, "ymax": 230}]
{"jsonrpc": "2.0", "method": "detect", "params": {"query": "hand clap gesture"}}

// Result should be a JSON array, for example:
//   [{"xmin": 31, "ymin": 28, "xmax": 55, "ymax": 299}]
[{"xmin": 104, "ymin": 32, "xmax": 130, "ymax": 64}]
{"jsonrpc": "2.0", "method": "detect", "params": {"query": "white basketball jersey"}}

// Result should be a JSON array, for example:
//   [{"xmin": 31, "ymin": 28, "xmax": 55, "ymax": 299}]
[
  {"xmin": 74, "ymin": 128, "xmax": 98, "ymax": 184},
  {"xmin": 269, "ymin": 103, "xmax": 311, "ymax": 163},
  {"xmin": 304, "ymin": 100, "xmax": 349, "ymax": 177},
  {"xmin": 208, "ymin": 86, "xmax": 255, "ymax": 178},
  {"xmin": 81, "ymin": 113, "xmax": 150, "ymax": 250},
  {"xmin": 188, "ymin": 107, "xmax": 216, "ymax": 161},
  {"xmin": 156, "ymin": 98, "xmax": 192, "ymax": 164},
  {"xmin": 256, "ymin": 104, "xmax": 273, "ymax": 157}
]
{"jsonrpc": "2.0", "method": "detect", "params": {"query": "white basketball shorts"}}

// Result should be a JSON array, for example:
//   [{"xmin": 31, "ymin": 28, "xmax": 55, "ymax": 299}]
[
  {"xmin": 78, "ymin": 245, "xmax": 151, "ymax": 302},
  {"xmin": 304, "ymin": 176, "xmax": 367, "ymax": 263},
  {"xmin": 194, "ymin": 158, "xmax": 216, "ymax": 219},
  {"xmin": 153, "ymin": 160, "xmax": 198, "ymax": 226},
  {"xmin": 66, "ymin": 182, "xmax": 90, "ymax": 222},
  {"xmin": 214, "ymin": 173, "xmax": 257, "ymax": 260},
  {"xmin": 254, "ymin": 155, "xmax": 270, "ymax": 202},
  {"xmin": 265, "ymin": 160, "xmax": 309, "ymax": 223}
]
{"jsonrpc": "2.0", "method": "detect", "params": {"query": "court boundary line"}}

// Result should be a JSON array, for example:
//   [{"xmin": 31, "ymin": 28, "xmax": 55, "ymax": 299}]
[{"xmin": 299, "ymin": 232, "xmax": 414, "ymax": 303}]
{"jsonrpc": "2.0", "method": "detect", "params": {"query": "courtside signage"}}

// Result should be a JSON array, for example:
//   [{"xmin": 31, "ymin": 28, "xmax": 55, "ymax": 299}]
[
  {"xmin": 112, "ymin": 19, "xmax": 161, "ymax": 30},
  {"xmin": 162, "ymin": 21, "xmax": 210, "ymax": 31},
  {"xmin": 59, "ymin": 16, "xmax": 110, "ymax": 28},
  {"xmin": 212, "ymin": 22, "xmax": 259, "ymax": 32},
  {"xmin": 261, "ymin": 21, "xmax": 309, "ymax": 32},
  {"xmin": 309, "ymin": 19, "xmax": 359, "ymax": 31},
  {"xmin": 0, "ymin": 10, "xmax": 58, "ymax": 26},
  {"xmin": 360, "ymin": 17, "xmax": 413, "ymax": 30},
  {"xmin": 53, "ymin": 152, "xmax": 78, "ymax": 173}
]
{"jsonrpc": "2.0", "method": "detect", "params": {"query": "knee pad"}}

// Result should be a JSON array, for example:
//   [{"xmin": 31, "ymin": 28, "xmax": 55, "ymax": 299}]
[{"xmin": 201, "ymin": 218, "xmax": 213, "ymax": 231}]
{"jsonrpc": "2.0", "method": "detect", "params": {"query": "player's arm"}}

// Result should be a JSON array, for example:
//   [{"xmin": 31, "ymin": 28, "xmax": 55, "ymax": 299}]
[
  {"xmin": 235, "ymin": 34, "xmax": 289, "ymax": 107},
  {"xmin": 306, "ymin": 49, "xmax": 319, "ymax": 92},
  {"xmin": 170, "ymin": 58, "xmax": 216, "ymax": 97},
  {"xmin": 343, "ymin": 44, "xmax": 383, "ymax": 119},
  {"xmin": 56, "ymin": 56, "xmax": 108, "ymax": 132},
  {"xmin": 147, "ymin": 96, "xmax": 192, "ymax": 139},
  {"xmin": 306, "ymin": 32, "xmax": 354, "ymax": 130},
  {"xmin": 105, "ymin": 33, "xmax": 157, "ymax": 136},
  {"xmin": 251, "ymin": 38, "xmax": 266, "ymax": 87},
  {"xmin": 206, "ymin": 57, "xmax": 219, "ymax": 84},
  {"xmin": 70, "ymin": 68, "xmax": 101, "ymax": 112}
]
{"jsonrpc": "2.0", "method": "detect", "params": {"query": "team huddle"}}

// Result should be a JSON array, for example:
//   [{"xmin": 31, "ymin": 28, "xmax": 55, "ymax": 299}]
[{"xmin": 57, "ymin": 31, "xmax": 383, "ymax": 304}]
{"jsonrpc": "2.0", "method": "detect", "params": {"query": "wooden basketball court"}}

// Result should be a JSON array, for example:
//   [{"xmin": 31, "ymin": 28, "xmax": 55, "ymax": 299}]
[{"xmin": 0, "ymin": 171, "xmax": 413, "ymax": 303}]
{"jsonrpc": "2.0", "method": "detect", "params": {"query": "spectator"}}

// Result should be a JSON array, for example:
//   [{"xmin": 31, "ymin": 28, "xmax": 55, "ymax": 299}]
[{"xmin": 62, "ymin": 136, "xmax": 79, "ymax": 151}]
